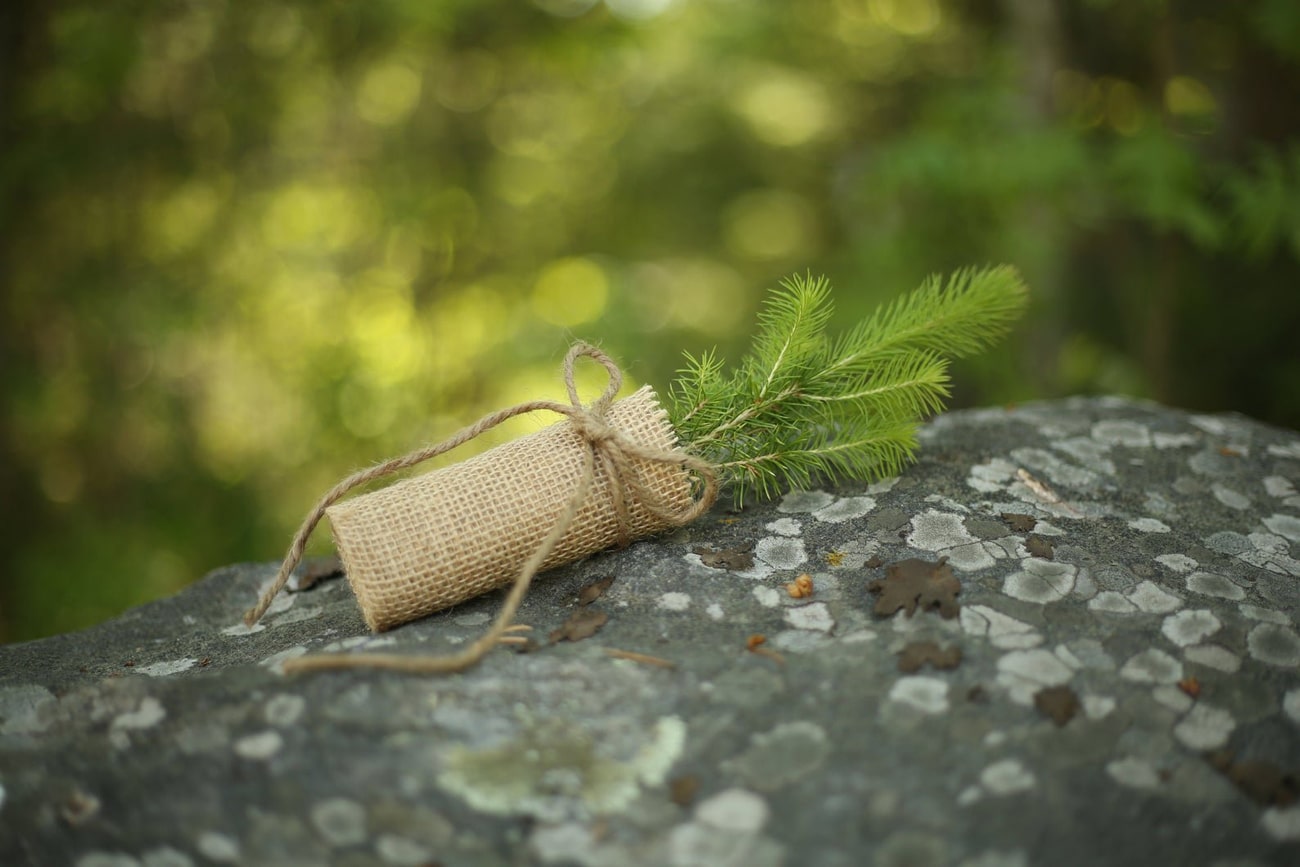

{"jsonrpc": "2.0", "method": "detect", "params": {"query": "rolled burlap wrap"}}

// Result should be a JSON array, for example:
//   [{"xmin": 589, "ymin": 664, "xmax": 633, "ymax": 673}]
[
  {"xmin": 327, "ymin": 385, "xmax": 691, "ymax": 632},
  {"xmin": 244, "ymin": 343, "xmax": 717, "ymax": 674}
]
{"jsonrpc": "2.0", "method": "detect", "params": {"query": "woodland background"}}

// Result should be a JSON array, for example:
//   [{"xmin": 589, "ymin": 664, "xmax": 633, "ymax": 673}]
[{"xmin": 3, "ymin": 0, "xmax": 1299, "ymax": 642}]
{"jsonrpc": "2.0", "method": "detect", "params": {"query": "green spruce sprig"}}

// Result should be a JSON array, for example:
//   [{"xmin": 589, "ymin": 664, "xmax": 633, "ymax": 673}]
[{"xmin": 668, "ymin": 265, "xmax": 1029, "ymax": 504}]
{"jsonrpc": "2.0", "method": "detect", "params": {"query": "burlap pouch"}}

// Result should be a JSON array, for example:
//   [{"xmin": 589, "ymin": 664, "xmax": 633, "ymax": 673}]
[
  {"xmin": 327, "ymin": 385, "xmax": 690, "ymax": 631},
  {"xmin": 245, "ymin": 343, "xmax": 717, "ymax": 674}
]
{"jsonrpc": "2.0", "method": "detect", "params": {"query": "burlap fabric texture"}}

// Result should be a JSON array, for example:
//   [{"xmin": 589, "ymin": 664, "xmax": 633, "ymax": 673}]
[
  {"xmin": 243, "ymin": 343, "xmax": 717, "ymax": 673},
  {"xmin": 328, "ymin": 385, "xmax": 691, "ymax": 632}
]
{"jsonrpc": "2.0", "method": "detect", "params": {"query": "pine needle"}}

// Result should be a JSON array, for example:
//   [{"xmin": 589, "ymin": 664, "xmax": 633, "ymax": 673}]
[{"xmin": 668, "ymin": 266, "xmax": 1029, "ymax": 504}]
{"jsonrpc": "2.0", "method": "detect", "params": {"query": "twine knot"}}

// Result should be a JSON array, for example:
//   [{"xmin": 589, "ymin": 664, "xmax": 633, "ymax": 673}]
[{"xmin": 242, "ymin": 343, "xmax": 717, "ymax": 674}]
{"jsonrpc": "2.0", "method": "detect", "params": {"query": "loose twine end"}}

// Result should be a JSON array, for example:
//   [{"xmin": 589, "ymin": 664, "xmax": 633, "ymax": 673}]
[{"xmin": 244, "ymin": 343, "xmax": 717, "ymax": 675}]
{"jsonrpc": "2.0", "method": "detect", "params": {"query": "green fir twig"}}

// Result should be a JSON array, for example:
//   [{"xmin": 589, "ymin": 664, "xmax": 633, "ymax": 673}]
[{"xmin": 668, "ymin": 265, "xmax": 1029, "ymax": 504}]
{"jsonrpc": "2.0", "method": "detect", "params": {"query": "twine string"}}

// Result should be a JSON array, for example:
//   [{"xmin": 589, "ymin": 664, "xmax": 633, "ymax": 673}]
[{"xmin": 242, "ymin": 342, "xmax": 717, "ymax": 674}]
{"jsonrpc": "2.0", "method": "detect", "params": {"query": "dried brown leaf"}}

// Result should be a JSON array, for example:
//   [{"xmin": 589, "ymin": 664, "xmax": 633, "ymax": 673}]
[
  {"xmin": 578, "ymin": 576, "xmax": 616, "ymax": 606},
  {"xmin": 60, "ymin": 790, "xmax": 101, "ymax": 826},
  {"xmin": 1207, "ymin": 751, "xmax": 1300, "ymax": 807},
  {"xmin": 549, "ymin": 608, "xmax": 608, "ymax": 643},
  {"xmin": 1001, "ymin": 513, "xmax": 1037, "ymax": 533},
  {"xmin": 669, "ymin": 775, "xmax": 700, "ymax": 807},
  {"xmin": 1033, "ymin": 685, "xmax": 1081, "ymax": 727},
  {"xmin": 867, "ymin": 557, "xmax": 961, "ymax": 619},
  {"xmin": 897, "ymin": 641, "xmax": 962, "ymax": 673},
  {"xmin": 1025, "ymin": 534, "xmax": 1055, "ymax": 560},
  {"xmin": 693, "ymin": 544, "xmax": 755, "ymax": 571}
]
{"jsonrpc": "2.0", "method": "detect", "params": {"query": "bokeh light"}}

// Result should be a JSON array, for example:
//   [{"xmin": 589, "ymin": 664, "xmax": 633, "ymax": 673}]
[{"xmin": 2, "ymin": 0, "xmax": 1298, "ymax": 642}]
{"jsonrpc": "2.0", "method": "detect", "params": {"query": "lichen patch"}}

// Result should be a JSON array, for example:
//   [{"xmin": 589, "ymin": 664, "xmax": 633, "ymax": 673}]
[
  {"xmin": 135, "ymin": 658, "xmax": 198, "ymax": 678},
  {"xmin": 754, "ymin": 536, "xmax": 807, "ymax": 570},
  {"xmin": 979, "ymin": 759, "xmax": 1036, "ymax": 795},
  {"xmin": 1212, "ymin": 485, "xmax": 1251, "ymax": 510},
  {"xmin": 74, "ymin": 853, "xmax": 140, "ymax": 867},
  {"xmin": 777, "ymin": 490, "xmax": 834, "ymax": 513},
  {"xmin": 813, "ymin": 496, "xmax": 875, "ymax": 523},
  {"xmin": 1011, "ymin": 447, "xmax": 1100, "ymax": 490},
  {"xmin": 1091, "ymin": 420, "xmax": 1151, "ymax": 448},
  {"xmin": 1088, "ymin": 591, "xmax": 1137, "ymax": 614},
  {"xmin": 764, "ymin": 517, "xmax": 802, "ymax": 536},
  {"xmin": 437, "ymin": 715, "xmax": 686, "ymax": 820},
  {"xmin": 887, "ymin": 676, "xmax": 950, "ymax": 714},
  {"xmin": 112, "ymin": 697, "xmax": 166, "ymax": 731},
  {"xmin": 196, "ymin": 831, "xmax": 240, "ymax": 863},
  {"xmin": 1160, "ymin": 610, "xmax": 1222, "ymax": 647},
  {"xmin": 1152, "ymin": 432, "xmax": 1197, "ymax": 449},
  {"xmin": 1185, "ymin": 572, "xmax": 1245, "ymax": 601},
  {"xmin": 996, "ymin": 650, "xmax": 1074, "ymax": 705},
  {"xmin": 221, "ymin": 621, "xmax": 265, "ymax": 637},
  {"xmin": 140, "ymin": 846, "xmax": 192, "ymax": 867},
  {"xmin": 1262, "ymin": 804, "xmax": 1300, "ymax": 842},
  {"xmin": 724, "ymin": 722, "xmax": 829, "ymax": 791},
  {"xmin": 1283, "ymin": 688, "xmax": 1300, "ymax": 724},
  {"xmin": 1002, "ymin": 560, "xmax": 1077, "ymax": 604},
  {"xmin": 1173, "ymin": 704, "xmax": 1236, "ymax": 750},
  {"xmin": 1263, "ymin": 513, "xmax": 1300, "ymax": 543},
  {"xmin": 1053, "ymin": 437, "xmax": 1117, "ymax": 474},
  {"xmin": 1128, "ymin": 581, "xmax": 1183, "ymax": 614},
  {"xmin": 1128, "ymin": 518, "xmax": 1171, "ymax": 534},
  {"xmin": 1107, "ymin": 757, "xmax": 1161, "ymax": 789},
  {"xmin": 310, "ymin": 797, "xmax": 368, "ymax": 847},
  {"xmin": 234, "ymin": 730, "xmax": 284, "ymax": 761},
  {"xmin": 1184, "ymin": 644, "xmax": 1241, "ymax": 673},
  {"xmin": 1263, "ymin": 476, "xmax": 1297, "ymax": 499},
  {"xmin": 960, "ymin": 605, "xmax": 1042, "ymax": 650},
  {"xmin": 657, "ymin": 592, "xmax": 691, "ymax": 612},
  {"xmin": 694, "ymin": 787, "xmax": 771, "ymax": 833},
  {"xmin": 783, "ymin": 602, "xmax": 834, "ymax": 633},
  {"xmin": 264, "ymin": 694, "xmax": 306, "ymax": 728},
  {"xmin": 1119, "ymin": 649, "xmax": 1183, "ymax": 684},
  {"xmin": 908, "ymin": 510, "xmax": 977, "ymax": 552},
  {"xmin": 967, "ymin": 457, "xmax": 1019, "ymax": 494},
  {"xmin": 1247, "ymin": 624, "xmax": 1300, "ymax": 667},
  {"xmin": 0, "ymin": 684, "xmax": 56, "ymax": 735},
  {"xmin": 1083, "ymin": 695, "xmax": 1117, "ymax": 720},
  {"xmin": 1155, "ymin": 554, "xmax": 1198, "ymax": 574}
]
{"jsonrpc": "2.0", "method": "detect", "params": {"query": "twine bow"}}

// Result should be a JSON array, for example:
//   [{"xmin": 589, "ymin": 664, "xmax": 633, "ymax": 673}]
[{"xmin": 243, "ymin": 343, "xmax": 717, "ymax": 674}]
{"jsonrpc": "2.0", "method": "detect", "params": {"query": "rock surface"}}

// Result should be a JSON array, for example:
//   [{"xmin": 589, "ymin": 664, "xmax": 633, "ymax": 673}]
[{"xmin": 3, "ymin": 397, "xmax": 1300, "ymax": 866}]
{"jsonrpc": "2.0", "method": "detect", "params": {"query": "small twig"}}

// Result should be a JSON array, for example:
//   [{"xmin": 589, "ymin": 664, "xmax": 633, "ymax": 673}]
[
  {"xmin": 497, "ymin": 623, "xmax": 533, "ymax": 645},
  {"xmin": 604, "ymin": 648, "xmax": 676, "ymax": 669},
  {"xmin": 745, "ymin": 634, "xmax": 786, "ymax": 667},
  {"xmin": 1016, "ymin": 468, "xmax": 1081, "ymax": 516}
]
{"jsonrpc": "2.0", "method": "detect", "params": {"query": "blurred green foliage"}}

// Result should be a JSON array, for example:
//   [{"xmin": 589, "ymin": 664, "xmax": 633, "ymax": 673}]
[{"xmin": 2, "ymin": 0, "xmax": 1298, "ymax": 642}]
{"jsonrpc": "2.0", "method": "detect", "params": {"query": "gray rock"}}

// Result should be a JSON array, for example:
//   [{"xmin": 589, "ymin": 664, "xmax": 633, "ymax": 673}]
[{"xmin": 2, "ymin": 397, "xmax": 1299, "ymax": 866}]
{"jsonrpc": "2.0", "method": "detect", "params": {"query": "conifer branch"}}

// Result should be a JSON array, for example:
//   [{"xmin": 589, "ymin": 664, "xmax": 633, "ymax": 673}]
[{"xmin": 668, "ymin": 266, "xmax": 1028, "ymax": 504}]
